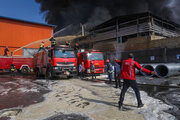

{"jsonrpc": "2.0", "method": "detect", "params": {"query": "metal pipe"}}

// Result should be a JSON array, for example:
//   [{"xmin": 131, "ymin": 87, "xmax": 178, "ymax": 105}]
[
  {"xmin": 140, "ymin": 64, "xmax": 154, "ymax": 76},
  {"xmin": 155, "ymin": 63, "xmax": 180, "ymax": 78},
  {"xmin": 140, "ymin": 64, "xmax": 158, "ymax": 77}
]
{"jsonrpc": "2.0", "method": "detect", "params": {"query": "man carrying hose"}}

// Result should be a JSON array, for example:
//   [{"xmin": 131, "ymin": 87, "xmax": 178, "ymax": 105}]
[
  {"xmin": 115, "ymin": 53, "xmax": 156, "ymax": 110},
  {"xmin": 38, "ymin": 41, "xmax": 45, "ymax": 52}
]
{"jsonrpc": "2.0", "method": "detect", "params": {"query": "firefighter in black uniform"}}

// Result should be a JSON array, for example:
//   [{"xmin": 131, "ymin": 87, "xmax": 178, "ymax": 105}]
[
  {"xmin": 65, "ymin": 41, "xmax": 70, "ymax": 47},
  {"xmin": 74, "ymin": 43, "xmax": 79, "ymax": 57},
  {"xmin": 50, "ymin": 37, "xmax": 56, "ymax": 47},
  {"xmin": 4, "ymin": 46, "xmax": 9, "ymax": 56}
]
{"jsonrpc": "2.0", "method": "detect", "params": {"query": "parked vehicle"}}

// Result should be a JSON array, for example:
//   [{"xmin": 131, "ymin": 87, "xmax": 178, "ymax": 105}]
[
  {"xmin": 0, "ymin": 56, "xmax": 33, "ymax": 73},
  {"xmin": 77, "ymin": 50, "xmax": 104, "ymax": 75},
  {"xmin": 33, "ymin": 45, "xmax": 77, "ymax": 79}
]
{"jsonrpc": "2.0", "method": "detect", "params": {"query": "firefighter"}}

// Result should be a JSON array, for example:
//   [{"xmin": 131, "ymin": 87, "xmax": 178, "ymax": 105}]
[
  {"xmin": 4, "ymin": 46, "xmax": 9, "ymax": 56},
  {"xmin": 74, "ymin": 43, "xmax": 79, "ymax": 57},
  {"xmin": 106, "ymin": 59, "xmax": 113, "ymax": 84},
  {"xmin": 65, "ymin": 41, "xmax": 70, "ymax": 47},
  {"xmin": 90, "ymin": 61, "xmax": 96, "ymax": 80},
  {"xmin": 114, "ymin": 57, "xmax": 121, "ymax": 88},
  {"xmin": 38, "ymin": 41, "xmax": 45, "ymax": 52},
  {"xmin": 10, "ymin": 64, "xmax": 16, "ymax": 76},
  {"xmin": 79, "ymin": 62, "xmax": 85, "ymax": 79},
  {"xmin": 50, "ymin": 37, "xmax": 56, "ymax": 47},
  {"xmin": 115, "ymin": 53, "xmax": 156, "ymax": 110}
]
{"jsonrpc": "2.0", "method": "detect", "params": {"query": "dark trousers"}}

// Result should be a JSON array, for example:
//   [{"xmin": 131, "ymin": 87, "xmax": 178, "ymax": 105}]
[
  {"xmin": 91, "ymin": 72, "xmax": 96, "ymax": 80},
  {"xmin": 38, "ymin": 47, "xmax": 44, "ymax": 52},
  {"xmin": 4, "ymin": 52, "xmax": 7, "ymax": 56},
  {"xmin": 115, "ymin": 72, "xmax": 121, "ymax": 87},
  {"xmin": 80, "ymin": 71, "xmax": 84, "ymax": 79},
  {"xmin": 119, "ymin": 79, "xmax": 142, "ymax": 106},
  {"xmin": 108, "ymin": 73, "xmax": 113, "ymax": 84}
]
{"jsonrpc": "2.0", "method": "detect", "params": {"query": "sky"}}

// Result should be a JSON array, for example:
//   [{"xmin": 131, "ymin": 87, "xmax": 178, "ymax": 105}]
[{"xmin": 0, "ymin": 0, "xmax": 46, "ymax": 24}]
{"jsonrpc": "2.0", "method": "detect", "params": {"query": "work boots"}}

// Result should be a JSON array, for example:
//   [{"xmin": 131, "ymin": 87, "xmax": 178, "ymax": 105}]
[
  {"xmin": 137, "ymin": 103, "xmax": 144, "ymax": 108},
  {"xmin": 118, "ymin": 101, "xmax": 123, "ymax": 111}
]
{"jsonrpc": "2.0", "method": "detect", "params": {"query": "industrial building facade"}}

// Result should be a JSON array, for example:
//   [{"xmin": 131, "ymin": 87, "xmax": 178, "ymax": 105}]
[
  {"xmin": 0, "ymin": 16, "xmax": 54, "ymax": 56},
  {"xmin": 72, "ymin": 12, "xmax": 180, "ymax": 63}
]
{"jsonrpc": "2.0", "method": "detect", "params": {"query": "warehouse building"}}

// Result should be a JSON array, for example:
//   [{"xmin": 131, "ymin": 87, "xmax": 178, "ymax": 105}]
[
  {"xmin": 0, "ymin": 16, "xmax": 55, "ymax": 56},
  {"xmin": 72, "ymin": 12, "xmax": 180, "ymax": 63}
]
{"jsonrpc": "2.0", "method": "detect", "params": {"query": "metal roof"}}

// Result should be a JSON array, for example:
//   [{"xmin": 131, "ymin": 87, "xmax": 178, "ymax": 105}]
[
  {"xmin": 0, "ymin": 15, "xmax": 56, "ymax": 27},
  {"xmin": 93, "ymin": 12, "xmax": 180, "ymax": 30}
]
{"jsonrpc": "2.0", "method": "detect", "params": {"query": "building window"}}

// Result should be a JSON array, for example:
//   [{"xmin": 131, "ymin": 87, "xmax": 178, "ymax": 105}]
[
  {"xmin": 176, "ymin": 54, "xmax": 180, "ymax": 60},
  {"xmin": 150, "ymin": 56, "xmax": 155, "ymax": 61}
]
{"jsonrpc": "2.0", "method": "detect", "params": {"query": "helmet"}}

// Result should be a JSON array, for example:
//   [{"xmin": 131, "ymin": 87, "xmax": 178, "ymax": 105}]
[{"xmin": 106, "ymin": 59, "xmax": 109, "ymax": 63}]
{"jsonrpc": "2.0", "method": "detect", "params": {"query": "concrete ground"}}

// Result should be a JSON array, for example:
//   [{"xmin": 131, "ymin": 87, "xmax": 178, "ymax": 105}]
[{"xmin": 0, "ymin": 74, "xmax": 177, "ymax": 120}]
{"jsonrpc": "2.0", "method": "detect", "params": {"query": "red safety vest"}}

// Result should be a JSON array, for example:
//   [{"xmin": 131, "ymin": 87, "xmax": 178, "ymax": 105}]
[{"xmin": 116, "ymin": 58, "xmax": 151, "ymax": 80}]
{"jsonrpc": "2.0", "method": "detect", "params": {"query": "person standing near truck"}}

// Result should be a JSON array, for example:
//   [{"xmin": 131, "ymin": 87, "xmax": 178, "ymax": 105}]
[
  {"xmin": 10, "ymin": 64, "xmax": 16, "ymax": 76},
  {"xmin": 115, "ymin": 53, "xmax": 156, "ymax": 110},
  {"xmin": 90, "ymin": 61, "xmax": 96, "ymax": 80},
  {"xmin": 79, "ymin": 62, "xmax": 85, "ymax": 79},
  {"xmin": 106, "ymin": 59, "xmax": 113, "ymax": 84},
  {"xmin": 114, "ymin": 57, "xmax": 121, "ymax": 88},
  {"xmin": 74, "ymin": 43, "xmax": 79, "ymax": 57}
]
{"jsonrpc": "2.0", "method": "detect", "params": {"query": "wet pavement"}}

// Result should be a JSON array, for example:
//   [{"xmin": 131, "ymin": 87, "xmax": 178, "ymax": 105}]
[
  {"xmin": 0, "ymin": 73, "xmax": 50, "ymax": 119},
  {"xmin": 137, "ymin": 76, "xmax": 180, "ymax": 120}
]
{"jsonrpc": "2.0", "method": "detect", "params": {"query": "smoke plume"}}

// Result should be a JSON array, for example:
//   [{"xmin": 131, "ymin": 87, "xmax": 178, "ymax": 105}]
[{"xmin": 36, "ymin": 0, "xmax": 180, "ymax": 35}]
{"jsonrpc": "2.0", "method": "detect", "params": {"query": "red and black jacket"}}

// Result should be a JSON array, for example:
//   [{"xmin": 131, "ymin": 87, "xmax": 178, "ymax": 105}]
[{"xmin": 115, "ymin": 58, "xmax": 151, "ymax": 80}]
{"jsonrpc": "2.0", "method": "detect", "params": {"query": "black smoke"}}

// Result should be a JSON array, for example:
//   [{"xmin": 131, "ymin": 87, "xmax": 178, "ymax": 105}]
[{"xmin": 35, "ymin": 0, "xmax": 180, "ymax": 35}]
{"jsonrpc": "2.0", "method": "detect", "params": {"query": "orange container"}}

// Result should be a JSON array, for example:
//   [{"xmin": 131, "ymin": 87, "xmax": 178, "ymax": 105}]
[{"xmin": 0, "ymin": 16, "xmax": 54, "ymax": 55}]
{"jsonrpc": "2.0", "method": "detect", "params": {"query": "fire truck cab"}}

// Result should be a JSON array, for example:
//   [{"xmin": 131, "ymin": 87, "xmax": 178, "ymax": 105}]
[
  {"xmin": 34, "ymin": 45, "xmax": 77, "ymax": 79},
  {"xmin": 77, "ymin": 50, "xmax": 104, "ymax": 75}
]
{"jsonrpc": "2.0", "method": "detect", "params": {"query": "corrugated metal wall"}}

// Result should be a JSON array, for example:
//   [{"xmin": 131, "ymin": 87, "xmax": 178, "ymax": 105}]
[{"xmin": 0, "ymin": 18, "xmax": 53, "ymax": 55}]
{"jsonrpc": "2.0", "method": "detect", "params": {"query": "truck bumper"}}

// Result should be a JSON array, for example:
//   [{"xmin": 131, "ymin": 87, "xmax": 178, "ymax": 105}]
[{"xmin": 52, "ymin": 66, "xmax": 77, "ymax": 77}]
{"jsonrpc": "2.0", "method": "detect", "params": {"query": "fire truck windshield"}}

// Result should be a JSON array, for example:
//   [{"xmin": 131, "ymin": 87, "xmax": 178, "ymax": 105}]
[
  {"xmin": 54, "ymin": 50, "xmax": 75, "ymax": 58},
  {"xmin": 87, "ymin": 53, "xmax": 103, "ymax": 60}
]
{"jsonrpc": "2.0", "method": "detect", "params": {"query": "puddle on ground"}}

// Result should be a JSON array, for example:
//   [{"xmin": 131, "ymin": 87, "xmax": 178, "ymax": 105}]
[
  {"xmin": 43, "ymin": 113, "xmax": 92, "ymax": 120},
  {"xmin": 0, "ymin": 74, "xmax": 50, "ymax": 117}
]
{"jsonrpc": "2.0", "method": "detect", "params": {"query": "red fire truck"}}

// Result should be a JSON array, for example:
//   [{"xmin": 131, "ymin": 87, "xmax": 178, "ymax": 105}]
[
  {"xmin": 77, "ymin": 50, "xmax": 104, "ymax": 75},
  {"xmin": 0, "ymin": 56, "xmax": 34, "ymax": 73},
  {"xmin": 33, "ymin": 45, "xmax": 77, "ymax": 79}
]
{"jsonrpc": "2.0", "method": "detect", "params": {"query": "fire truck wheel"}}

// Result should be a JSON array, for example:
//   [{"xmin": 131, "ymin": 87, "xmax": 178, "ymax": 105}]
[{"xmin": 21, "ymin": 67, "xmax": 29, "ymax": 73}]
